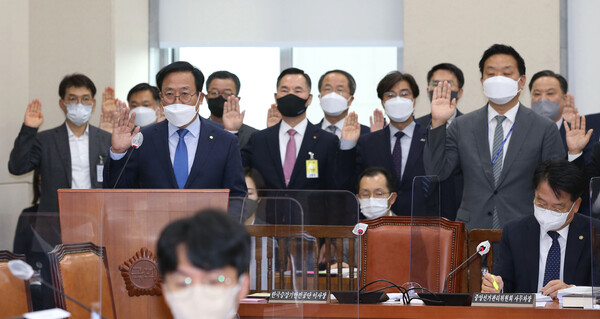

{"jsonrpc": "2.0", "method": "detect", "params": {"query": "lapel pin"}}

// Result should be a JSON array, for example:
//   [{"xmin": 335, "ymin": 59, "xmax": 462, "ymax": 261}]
[
  {"xmin": 579, "ymin": 235, "xmax": 584, "ymax": 240},
  {"xmin": 209, "ymin": 136, "xmax": 214, "ymax": 140},
  {"xmin": 420, "ymin": 138, "xmax": 426, "ymax": 142},
  {"xmin": 313, "ymin": 136, "xmax": 317, "ymax": 139}
]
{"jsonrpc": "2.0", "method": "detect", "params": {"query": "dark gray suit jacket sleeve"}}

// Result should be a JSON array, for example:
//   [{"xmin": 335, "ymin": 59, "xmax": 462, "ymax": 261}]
[
  {"xmin": 8, "ymin": 124, "xmax": 41, "ymax": 175},
  {"xmin": 423, "ymin": 123, "xmax": 460, "ymax": 181}
]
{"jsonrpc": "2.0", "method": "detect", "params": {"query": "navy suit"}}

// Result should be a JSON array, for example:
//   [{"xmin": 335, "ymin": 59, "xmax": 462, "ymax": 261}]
[
  {"xmin": 349, "ymin": 122, "xmax": 459, "ymax": 219},
  {"xmin": 103, "ymin": 117, "xmax": 247, "ymax": 197},
  {"xmin": 496, "ymin": 214, "xmax": 600, "ymax": 293},
  {"xmin": 241, "ymin": 121, "xmax": 355, "ymax": 225}
]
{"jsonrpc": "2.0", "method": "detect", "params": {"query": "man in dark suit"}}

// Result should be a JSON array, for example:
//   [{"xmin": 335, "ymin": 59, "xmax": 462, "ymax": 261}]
[
  {"xmin": 425, "ymin": 44, "xmax": 566, "ymax": 230},
  {"xmin": 341, "ymin": 71, "xmax": 458, "ymax": 219},
  {"xmin": 241, "ymin": 68, "xmax": 354, "ymax": 225},
  {"xmin": 415, "ymin": 63, "xmax": 465, "ymax": 127},
  {"xmin": 482, "ymin": 160, "xmax": 600, "ymax": 297},
  {"xmin": 529, "ymin": 70, "xmax": 600, "ymax": 163},
  {"xmin": 203, "ymin": 70, "xmax": 257, "ymax": 149},
  {"xmin": 9, "ymin": 73, "xmax": 111, "ymax": 213},
  {"xmin": 104, "ymin": 61, "xmax": 246, "ymax": 198}
]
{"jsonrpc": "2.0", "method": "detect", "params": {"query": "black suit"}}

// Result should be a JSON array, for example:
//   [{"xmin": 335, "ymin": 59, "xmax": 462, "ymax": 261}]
[
  {"xmin": 208, "ymin": 118, "xmax": 258, "ymax": 149},
  {"xmin": 415, "ymin": 109, "xmax": 464, "ymax": 127},
  {"xmin": 496, "ymin": 214, "xmax": 600, "ymax": 293},
  {"xmin": 317, "ymin": 118, "xmax": 370, "ymax": 137}
]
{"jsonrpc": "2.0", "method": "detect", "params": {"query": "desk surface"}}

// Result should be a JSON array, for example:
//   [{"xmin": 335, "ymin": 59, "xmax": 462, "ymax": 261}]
[{"xmin": 239, "ymin": 301, "xmax": 599, "ymax": 319}]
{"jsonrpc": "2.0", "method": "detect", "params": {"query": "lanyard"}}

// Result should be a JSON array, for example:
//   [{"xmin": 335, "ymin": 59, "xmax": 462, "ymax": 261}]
[{"xmin": 491, "ymin": 124, "xmax": 514, "ymax": 165}]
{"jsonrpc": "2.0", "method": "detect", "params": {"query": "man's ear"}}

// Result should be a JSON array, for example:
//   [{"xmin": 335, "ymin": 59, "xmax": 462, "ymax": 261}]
[
  {"xmin": 306, "ymin": 94, "xmax": 313, "ymax": 107},
  {"xmin": 457, "ymin": 88, "xmax": 464, "ymax": 100},
  {"xmin": 388, "ymin": 192, "xmax": 397, "ymax": 207},
  {"xmin": 59, "ymin": 99, "xmax": 67, "ymax": 114},
  {"xmin": 237, "ymin": 273, "xmax": 250, "ymax": 300}
]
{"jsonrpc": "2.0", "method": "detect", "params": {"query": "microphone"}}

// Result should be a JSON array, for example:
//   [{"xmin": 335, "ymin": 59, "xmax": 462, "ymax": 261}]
[
  {"xmin": 8, "ymin": 260, "xmax": 108, "ymax": 319},
  {"xmin": 442, "ymin": 240, "xmax": 490, "ymax": 293},
  {"xmin": 112, "ymin": 132, "xmax": 143, "ymax": 189}
]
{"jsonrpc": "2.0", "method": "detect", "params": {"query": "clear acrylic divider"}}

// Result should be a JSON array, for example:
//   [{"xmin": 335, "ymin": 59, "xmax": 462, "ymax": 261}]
[
  {"xmin": 409, "ymin": 176, "xmax": 444, "ymax": 296},
  {"xmin": 589, "ymin": 178, "xmax": 600, "ymax": 307},
  {"xmin": 235, "ymin": 190, "xmax": 360, "ymax": 318}
]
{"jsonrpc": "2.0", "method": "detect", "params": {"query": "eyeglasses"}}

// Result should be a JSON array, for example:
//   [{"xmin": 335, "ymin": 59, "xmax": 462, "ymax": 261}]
[
  {"xmin": 164, "ymin": 273, "xmax": 235, "ymax": 292},
  {"xmin": 206, "ymin": 90, "xmax": 235, "ymax": 99},
  {"xmin": 358, "ymin": 191, "xmax": 390, "ymax": 199},
  {"xmin": 322, "ymin": 87, "xmax": 349, "ymax": 95},
  {"xmin": 64, "ymin": 95, "xmax": 93, "ymax": 105},
  {"xmin": 382, "ymin": 90, "xmax": 412, "ymax": 99},
  {"xmin": 429, "ymin": 80, "xmax": 455, "ymax": 88},
  {"xmin": 162, "ymin": 91, "xmax": 199, "ymax": 104},
  {"xmin": 533, "ymin": 199, "xmax": 573, "ymax": 214}
]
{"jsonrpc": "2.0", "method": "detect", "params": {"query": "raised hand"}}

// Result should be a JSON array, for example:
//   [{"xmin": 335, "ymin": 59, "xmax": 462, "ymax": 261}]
[
  {"xmin": 111, "ymin": 103, "xmax": 140, "ymax": 154},
  {"xmin": 266, "ymin": 103, "xmax": 282, "ymax": 127},
  {"xmin": 222, "ymin": 95, "xmax": 244, "ymax": 131},
  {"xmin": 156, "ymin": 105, "xmax": 166, "ymax": 123},
  {"xmin": 561, "ymin": 93, "xmax": 578, "ymax": 124},
  {"xmin": 341, "ymin": 112, "xmax": 361, "ymax": 142},
  {"xmin": 565, "ymin": 113, "xmax": 593, "ymax": 155},
  {"xmin": 102, "ymin": 86, "xmax": 117, "ymax": 115},
  {"xmin": 430, "ymin": 81, "xmax": 457, "ymax": 129},
  {"xmin": 369, "ymin": 109, "xmax": 385, "ymax": 132},
  {"xmin": 24, "ymin": 99, "xmax": 44, "ymax": 128}
]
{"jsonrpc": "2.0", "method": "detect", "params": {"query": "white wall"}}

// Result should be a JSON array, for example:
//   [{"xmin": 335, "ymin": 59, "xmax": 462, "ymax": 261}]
[
  {"xmin": 404, "ymin": 0, "xmax": 560, "ymax": 117},
  {"xmin": 568, "ymin": 1, "xmax": 600, "ymax": 116},
  {"xmin": 0, "ymin": 0, "xmax": 148, "ymax": 250}
]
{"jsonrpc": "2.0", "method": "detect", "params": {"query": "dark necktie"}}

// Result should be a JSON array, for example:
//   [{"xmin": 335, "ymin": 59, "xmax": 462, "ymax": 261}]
[
  {"xmin": 543, "ymin": 231, "xmax": 561, "ymax": 286},
  {"xmin": 174, "ymin": 129, "xmax": 189, "ymax": 189},
  {"xmin": 392, "ymin": 131, "xmax": 405, "ymax": 182}
]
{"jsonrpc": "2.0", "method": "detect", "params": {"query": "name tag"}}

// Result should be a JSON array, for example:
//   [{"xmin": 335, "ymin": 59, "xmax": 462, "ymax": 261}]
[
  {"xmin": 306, "ymin": 160, "xmax": 318, "ymax": 178},
  {"xmin": 97, "ymin": 165, "xmax": 104, "ymax": 183}
]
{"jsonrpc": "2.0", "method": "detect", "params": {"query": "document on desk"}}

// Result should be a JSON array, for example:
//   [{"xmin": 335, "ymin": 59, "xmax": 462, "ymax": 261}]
[{"xmin": 534, "ymin": 293, "xmax": 552, "ymax": 307}]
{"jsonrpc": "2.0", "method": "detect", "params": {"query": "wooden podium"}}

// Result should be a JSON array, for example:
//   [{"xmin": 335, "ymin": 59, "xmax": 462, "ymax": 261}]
[{"xmin": 58, "ymin": 189, "xmax": 230, "ymax": 319}]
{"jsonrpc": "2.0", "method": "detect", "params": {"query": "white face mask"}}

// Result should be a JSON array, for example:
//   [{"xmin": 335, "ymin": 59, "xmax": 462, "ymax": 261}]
[
  {"xmin": 162, "ymin": 95, "xmax": 201, "ymax": 127},
  {"xmin": 359, "ymin": 194, "xmax": 392, "ymax": 219},
  {"xmin": 320, "ymin": 92, "xmax": 349, "ymax": 116},
  {"xmin": 130, "ymin": 106, "xmax": 157, "ymax": 127},
  {"xmin": 533, "ymin": 201, "xmax": 575, "ymax": 233},
  {"xmin": 384, "ymin": 97, "xmax": 414, "ymax": 123},
  {"xmin": 483, "ymin": 76, "xmax": 521, "ymax": 105},
  {"xmin": 66, "ymin": 104, "xmax": 93, "ymax": 126},
  {"xmin": 164, "ymin": 281, "xmax": 242, "ymax": 319}
]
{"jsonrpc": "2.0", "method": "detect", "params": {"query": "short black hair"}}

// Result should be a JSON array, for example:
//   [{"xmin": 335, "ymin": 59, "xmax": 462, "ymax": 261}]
[
  {"xmin": 357, "ymin": 167, "xmax": 395, "ymax": 193},
  {"xmin": 155, "ymin": 61, "xmax": 205, "ymax": 93},
  {"xmin": 478, "ymin": 44, "xmax": 526, "ymax": 78},
  {"xmin": 426, "ymin": 63, "xmax": 465, "ymax": 89},
  {"xmin": 532, "ymin": 159, "xmax": 585, "ymax": 202},
  {"xmin": 318, "ymin": 70, "xmax": 357, "ymax": 95},
  {"xmin": 156, "ymin": 209, "xmax": 250, "ymax": 278},
  {"xmin": 58, "ymin": 73, "xmax": 97, "ymax": 99},
  {"xmin": 206, "ymin": 71, "xmax": 241, "ymax": 95},
  {"xmin": 244, "ymin": 167, "xmax": 265, "ymax": 196},
  {"xmin": 127, "ymin": 83, "xmax": 160, "ymax": 103},
  {"xmin": 529, "ymin": 70, "xmax": 568, "ymax": 94},
  {"xmin": 376, "ymin": 71, "xmax": 420, "ymax": 100},
  {"xmin": 276, "ymin": 67, "xmax": 311, "ymax": 91}
]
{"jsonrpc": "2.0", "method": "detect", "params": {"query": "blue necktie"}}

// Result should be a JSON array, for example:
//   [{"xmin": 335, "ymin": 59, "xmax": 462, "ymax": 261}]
[
  {"xmin": 543, "ymin": 231, "xmax": 561, "ymax": 286},
  {"xmin": 392, "ymin": 131, "xmax": 405, "ymax": 183},
  {"xmin": 174, "ymin": 129, "xmax": 189, "ymax": 189}
]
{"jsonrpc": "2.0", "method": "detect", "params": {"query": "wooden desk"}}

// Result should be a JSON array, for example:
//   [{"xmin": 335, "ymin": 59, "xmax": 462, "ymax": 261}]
[{"xmin": 239, "ymin": 301, "xmax": 599, "ymax": 319}]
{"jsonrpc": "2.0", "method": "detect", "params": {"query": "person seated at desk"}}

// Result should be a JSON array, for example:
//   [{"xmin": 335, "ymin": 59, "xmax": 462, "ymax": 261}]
[
  {"xmin": 482, "ymin": 159, "xmax": 600, "ymax": 298},
  {"xmin": 356, "ymin": 167, "xmax": 397, "ymax": 219},
  {"xmin": 157, "ymin": 209, "xmax": 250, "ymax": 319}
]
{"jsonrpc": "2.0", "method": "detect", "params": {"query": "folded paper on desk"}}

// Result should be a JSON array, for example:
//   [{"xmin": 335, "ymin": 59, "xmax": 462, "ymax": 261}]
[
  {"xmin": 558, "ymin": 286, "xmax": 600, "ymax": 308},
  {"xmin": 23, "ymin": 308, "xmax": 71, "ymax": 319}
]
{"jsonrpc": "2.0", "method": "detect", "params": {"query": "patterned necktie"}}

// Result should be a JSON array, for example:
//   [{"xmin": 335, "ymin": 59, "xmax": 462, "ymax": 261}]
[
  {"xmin": 174, "ymin": 129, "xmax": 189, "ymax": 189},
  {"xmin": 283, "ymin": 129, "xmax": 297, "ymax": 186},
  {"xmin": 491, "ymin": 115, "xmax": 506, "ymax": 229},
  {"xmin": 543, "ymin": 231, "xmax": 561, "ymax": 286},
  {"xmin": 327, "ymin": 125, "xmax": 337, "ymax": 135},
  {"xmin": 392, "ymin": 131, "xmax": 405, "ymax": 182}
]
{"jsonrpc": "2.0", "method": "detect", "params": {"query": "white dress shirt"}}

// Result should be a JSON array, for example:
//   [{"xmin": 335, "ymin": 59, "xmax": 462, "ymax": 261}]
[
  {"xmin": 279, "ymin": 119, "xmax": 308, "ymax": 166},
  {"xmin": 537, "ymin": 225, "xmax": 569, "ymax": 292},
  {"xmin": 389, "ymin": 121, "xmax": 416, "ymax": 180},
  {"xmin": 66, "ymin": 124, "xmax": 91, "ymax": 189},
  {"xmin": 487, "ymin": 102, "xmax": 519, "ymax": 167},
  {"xmin": 321, "ymin": 117, "xmax": 344, "ymax": 139}
]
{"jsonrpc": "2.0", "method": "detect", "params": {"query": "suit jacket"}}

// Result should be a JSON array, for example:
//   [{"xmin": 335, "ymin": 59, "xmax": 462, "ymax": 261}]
[
  {"xmin": 352, "ymin": 122, "xmax": 459, "ymax": 219},
  {"xmin": 317, "ymin": 118, "xmax": 370, "ymax": 136},
  {"xmin": 559, "ymin": 121, "xmax": 599, "ymax": 164},
  {"xmin": 9, "ymin": 123, "xmax": 111, "ymax": 213},
  {"xmin": 415, "ymin": 109, "xmax": 464, "ymax": 127},
  {"xmin": 241, "ymin": 121, "xmax": 355, "ymax": 225},
  {"xmin": 103, "ymin": 117, "xmax": 247, "ymax": 198},
  {"xmin": 424, "ymin": 104, "xmax": 565, "ymax": 229},
  {"xmin": 496, "ymin": 214, "xmax": 600, "ymax": 293},
  {"xmin": 208, "ymin": 118, "xmax": 258, "ymax": 149}
]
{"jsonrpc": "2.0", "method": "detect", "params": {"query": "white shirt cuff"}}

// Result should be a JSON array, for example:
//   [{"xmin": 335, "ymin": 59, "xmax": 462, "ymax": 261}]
[
  {"xmin": 109, "ymin": 148, "xmax": 127, "ymax": 160},
  {"xmin": 227, "ymin": 130, "xmax": 239, "ymax": 134},
  {"xmin": 340, "ymin": 139, "xmax": 357, "ymax": 150},
  {"xmin": 568, "ymin": 152, "xmax": 582, "ymax": 162}
]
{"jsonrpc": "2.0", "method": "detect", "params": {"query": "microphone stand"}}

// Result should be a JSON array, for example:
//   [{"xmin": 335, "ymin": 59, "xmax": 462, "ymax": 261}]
[{"xmin": 442, "ymin": 247, "xmax": 483, "ymax": 293}]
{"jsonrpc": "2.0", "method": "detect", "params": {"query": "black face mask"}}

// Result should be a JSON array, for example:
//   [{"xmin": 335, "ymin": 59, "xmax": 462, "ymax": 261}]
[
  {"xmin": 428, "ymin": 90, "xmax": 459, "ymax": 103},
  {"xmin": 207, "ymin": 96, "xmax": 227, "ymax": 118},
  {"xmin": 277, "ymin": 94, "xmax": 308, "ymax": 117}
]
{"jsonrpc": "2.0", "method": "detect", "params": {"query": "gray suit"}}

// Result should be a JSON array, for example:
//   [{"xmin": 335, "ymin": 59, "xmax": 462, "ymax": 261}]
[
  {"xmin": 424, "ymin": 104, "xmax": 565, "ymax": 229},
  {"xmin": 9, "ymin": 123, "xmax": 111, "ymax": 213}
]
